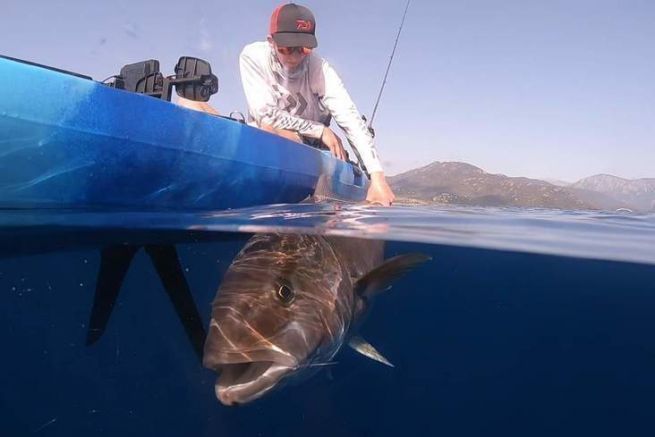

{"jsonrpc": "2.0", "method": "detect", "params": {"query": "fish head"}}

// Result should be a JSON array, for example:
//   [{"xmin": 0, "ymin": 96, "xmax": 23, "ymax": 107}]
[{"xmin": 203, "ymin": 234, "xmax": 354, "ymax": 405}]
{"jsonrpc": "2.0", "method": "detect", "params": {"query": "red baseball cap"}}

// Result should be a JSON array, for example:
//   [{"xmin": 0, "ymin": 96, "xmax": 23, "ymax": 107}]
[{"xmin": 269, "ymin": 3, "xmax": 318, "ymax": 48}]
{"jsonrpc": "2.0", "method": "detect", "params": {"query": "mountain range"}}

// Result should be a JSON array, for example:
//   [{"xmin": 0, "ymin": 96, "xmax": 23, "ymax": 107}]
[{"xmin": 389, "ymin": 162, "xmax": 655, "ymax": 212}]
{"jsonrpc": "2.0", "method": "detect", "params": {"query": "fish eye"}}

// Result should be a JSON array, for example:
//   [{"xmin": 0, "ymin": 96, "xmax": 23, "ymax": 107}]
[{"xmin": 276, "ymin": 283, "xmax": 295, "ymax": 305}]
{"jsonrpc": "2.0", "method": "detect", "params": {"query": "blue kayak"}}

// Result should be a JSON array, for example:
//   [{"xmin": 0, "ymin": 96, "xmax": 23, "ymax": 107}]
[{"xmin": 0, "ymin": 56, "xmax": 367, "ymax": 211}]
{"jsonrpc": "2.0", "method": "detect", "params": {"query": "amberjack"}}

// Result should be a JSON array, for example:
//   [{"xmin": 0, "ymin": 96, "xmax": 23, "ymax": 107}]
[{"xmin": 203, "ymin": 233, "xmax": 430, "ymax": 405}]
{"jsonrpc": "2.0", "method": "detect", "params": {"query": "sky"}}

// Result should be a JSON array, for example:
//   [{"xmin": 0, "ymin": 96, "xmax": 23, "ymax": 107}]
[{"xmin": 2, "ymin": 0, "xmax": 654, "ymax": 182}]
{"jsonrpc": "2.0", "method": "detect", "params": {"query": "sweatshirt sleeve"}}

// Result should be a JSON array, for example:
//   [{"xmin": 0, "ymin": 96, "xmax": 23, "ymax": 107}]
[
  {"xmin": 239, "ymin": 48, "xmax": 324, "ymax": 139},
  {"xmin": 320, "ymin": 60, "xmax": 383, "ymax": 174}
]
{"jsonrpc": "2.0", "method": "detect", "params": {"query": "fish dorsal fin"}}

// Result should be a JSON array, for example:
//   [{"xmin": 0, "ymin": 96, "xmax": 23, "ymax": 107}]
[
  {"xmin": 348, "ymin": 336, "xmax": 394, "ymax": 367},
  {"xmin": 354, "ymin": 253, "xmax": 431, "ymax": 299}
]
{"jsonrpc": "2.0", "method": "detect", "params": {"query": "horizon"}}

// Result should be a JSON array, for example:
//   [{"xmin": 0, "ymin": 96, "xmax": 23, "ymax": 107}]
[{"xmin": 2, "ymin": 0, "xmax": 653, "ymax": 181}]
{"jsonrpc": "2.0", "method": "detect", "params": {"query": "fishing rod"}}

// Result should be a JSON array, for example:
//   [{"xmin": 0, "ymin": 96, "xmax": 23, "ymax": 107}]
[{"xmin": 367, "ymin": 0, "xmax": 411, "ymax": 136}]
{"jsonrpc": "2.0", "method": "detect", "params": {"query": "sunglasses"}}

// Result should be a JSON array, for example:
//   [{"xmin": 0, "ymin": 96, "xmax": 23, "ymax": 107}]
[{"xmin": 276, "ymin": 46, "xmax": 312, "ymax": 56}]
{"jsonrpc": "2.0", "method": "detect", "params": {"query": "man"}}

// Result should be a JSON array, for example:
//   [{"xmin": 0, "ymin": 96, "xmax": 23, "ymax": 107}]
[{"xmin": 239, "ymin": 3, "xmax": 395, "ymax": 206}]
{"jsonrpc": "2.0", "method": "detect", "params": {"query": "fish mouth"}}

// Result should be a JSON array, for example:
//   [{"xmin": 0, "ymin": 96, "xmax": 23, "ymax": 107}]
[{"xmin": 214, "ymin": 361, "xmax": 294, "ymax": 406}]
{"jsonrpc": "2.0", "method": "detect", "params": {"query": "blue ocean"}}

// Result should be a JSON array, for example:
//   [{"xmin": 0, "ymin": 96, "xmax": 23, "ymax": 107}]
[{"xmin": 1, "ymin": 203, "xmax": 655, "ymax": 436}]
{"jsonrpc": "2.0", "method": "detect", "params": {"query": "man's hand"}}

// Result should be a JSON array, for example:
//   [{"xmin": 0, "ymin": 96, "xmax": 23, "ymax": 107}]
[
  {"xmin": 366, "ymin": 171, "xmax": 395, "ymax": 206},
  {"xmin": 320, "ymin": 127, "xmax": 347, "ymax": 161}
]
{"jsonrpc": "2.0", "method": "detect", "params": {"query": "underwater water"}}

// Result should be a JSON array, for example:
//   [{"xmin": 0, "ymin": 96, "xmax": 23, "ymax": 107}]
[{"xmin": 1, "ymin": 204, "xmax": 655, "ymax": 436}]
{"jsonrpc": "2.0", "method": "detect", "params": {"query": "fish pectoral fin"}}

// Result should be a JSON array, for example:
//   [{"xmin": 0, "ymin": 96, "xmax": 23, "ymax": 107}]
[
  {"xmin": 348, "ymin": 336, "xmax": 394, "ymax": 367},
  {"xmin": 354, "ymin": 253, "xmax": 431, "ymax": 299}
]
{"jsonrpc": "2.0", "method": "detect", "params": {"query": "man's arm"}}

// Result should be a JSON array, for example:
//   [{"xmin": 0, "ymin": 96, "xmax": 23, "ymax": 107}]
[
  {"xmin": 320, "ymin": 61, "xmax": 395, "ymax": 206},
  {"xmin": 320, "ymin": 61, "xmax": 383, "ymax": 174},
  {"xmin": 176, "ymin": 97, "xmax": 220, "ymax": 115}
]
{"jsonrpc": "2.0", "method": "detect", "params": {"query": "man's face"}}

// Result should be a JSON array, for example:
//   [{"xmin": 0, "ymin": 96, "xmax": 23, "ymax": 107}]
[{"xmin": 268, "ymin": 37, "xmax": 311, "ymax": 71}]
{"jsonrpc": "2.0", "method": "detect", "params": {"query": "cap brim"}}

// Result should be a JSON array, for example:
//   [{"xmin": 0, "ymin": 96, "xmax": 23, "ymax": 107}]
[{"xmin": 272, "ymin": 32, "xmax": 317, "ymax": 49}]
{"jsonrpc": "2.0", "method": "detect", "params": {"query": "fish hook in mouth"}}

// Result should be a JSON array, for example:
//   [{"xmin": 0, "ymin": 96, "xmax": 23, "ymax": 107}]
[{"xmin": 215, "ymin": 361, "xmax": 295, "ymax": 406}]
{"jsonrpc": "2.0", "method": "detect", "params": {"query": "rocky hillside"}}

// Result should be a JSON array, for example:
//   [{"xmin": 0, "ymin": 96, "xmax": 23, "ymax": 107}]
[
  {"xmin": 571, "ymin": 174, "xmax": 655, "ymax": 211},
  {"xmin": 389, "ymin": 162, "xmax": 630, "ymax": 210}
]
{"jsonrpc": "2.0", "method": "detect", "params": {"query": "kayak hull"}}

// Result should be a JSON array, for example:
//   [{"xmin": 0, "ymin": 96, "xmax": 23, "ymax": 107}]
[{"xmin": 0, "ymin": 56, "xmax": 367, "ymax": 210}]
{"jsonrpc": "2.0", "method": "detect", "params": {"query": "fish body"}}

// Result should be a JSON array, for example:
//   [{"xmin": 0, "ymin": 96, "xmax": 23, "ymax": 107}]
[{"xmin": 203, "ymin": 233, "xmax": 427, "ymax": 406}]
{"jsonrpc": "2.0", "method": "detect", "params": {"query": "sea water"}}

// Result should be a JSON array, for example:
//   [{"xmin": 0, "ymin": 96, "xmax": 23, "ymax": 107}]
[{"xmin": 1, "ymin": 204, "xmax": 654, "ymax": 436}]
